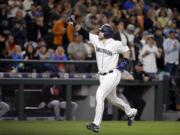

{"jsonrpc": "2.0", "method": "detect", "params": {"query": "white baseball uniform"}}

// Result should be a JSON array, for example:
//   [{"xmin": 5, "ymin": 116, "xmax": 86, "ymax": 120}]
[{"xmin": 89, "ymin": 33, "xmax": 136, "ymax": 126}]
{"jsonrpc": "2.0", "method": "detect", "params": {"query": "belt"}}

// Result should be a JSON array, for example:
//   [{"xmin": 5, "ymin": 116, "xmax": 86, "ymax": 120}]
[{"xmin": 99, "ymin": 70, "xmax": 113, "ymax": 76}]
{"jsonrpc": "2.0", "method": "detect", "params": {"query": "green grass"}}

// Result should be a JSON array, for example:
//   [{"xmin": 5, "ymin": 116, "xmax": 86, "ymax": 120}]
[{"xmin": 0, "ymin": 121, "xmax": 180, "ymax": 135}]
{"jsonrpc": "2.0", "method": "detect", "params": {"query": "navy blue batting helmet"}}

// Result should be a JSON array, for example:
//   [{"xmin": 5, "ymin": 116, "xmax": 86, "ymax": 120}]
[{"xmin": 99, "ymin": 24, "xmax": 114, "ymax": 38}]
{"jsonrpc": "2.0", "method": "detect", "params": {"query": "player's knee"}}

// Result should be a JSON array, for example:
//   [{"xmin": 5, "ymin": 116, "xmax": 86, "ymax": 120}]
[
  {"xmin": 51, "ymin": 100, "xmax": 60, "ymax": 106},
  {"xmin": 96, "ymin": 91, "xmax": 104, "ymax": 99},
  {"xmin": 107, "ymin": 96, "xmax": 118, "ymax": 105},
  {"xmin": 109, "ymin": 99, "xmax": 116, "ymax": 105},
  {"xmin": 60, "ymin": 101, "xmax": 66, "ymax": 109}
]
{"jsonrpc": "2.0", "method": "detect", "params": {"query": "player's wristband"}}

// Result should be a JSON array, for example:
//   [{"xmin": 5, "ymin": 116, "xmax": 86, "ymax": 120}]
[
  {"xmin": 123, "ymin": 58, "xmax": 129, "ymax": 65},
  {"xmin": 117, "ymin": 58, "xmax": 129, "ymax": 71},
  {"xmin": 78, "ymin": 27, "xmax": 89, "ymax": 40}
]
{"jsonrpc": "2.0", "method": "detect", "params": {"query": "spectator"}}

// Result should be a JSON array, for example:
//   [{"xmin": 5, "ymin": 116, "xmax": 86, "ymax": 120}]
[
  {"xmin": 47, "ymin": 48, "xmax": 55, "ymax": 60},
  {"xmin": 54, "ymin": 46, "xmax": 68, "ymax": 61},
  {"xmin": 140, "ymin": 31, "xmax": 151, "ymax": 48},
  {"xmin": 153, "ymin": 27, "xmax": 164, "ymax": 71},
  {"xmin": 0, "ymin": 5, "xmax": 11, "ymax": 36},
  {"xmin": 26, "ymin": 10, "xmax": 48, "ymax": 42},
  {"xmin": 139, "ymin": 35, "xmax": 162, "ymax": 74},
  {"xmin": 11, "ymin": 10, "xmax": 27, "ymax": 47},
  {"xmin": 157, "ymin": 9, "xmax": 169, "ymax": 28},
  {"xmin": 74, "ymin": 0, "xmax": 87, "ymax": 17},
  {"xmin": 25, "ymin": 3, "xmax": 37, "ymax": 25},
  {"xmin": 11, "ymin": 45, "xmax": 23, "ymax": 71},
  {"xmin": 49, "ymin": 4, "xmax": 62, "ymax": 23},
  {"xmin": 62, "ymin": 1, "xmax": 72, "ymax": 15},
  {"xmin": 121, "ymin": 70, "xmax": 134, "ymax": 80},
  {"xmin": 67, "ymin": 33, "xmax": 89, "ymax": 73},
  {"xmin": 22, "ymin": 41, "xmax": 39, "ymax": 72},
  {"xmin": 156, "ymin": 6, "xmax": 173, "ymax": 20},
  {"xmin": 6, "ymin": 34, "xmax": 17, "ymax": 57},
  {"xmin": 123, "ymin": 61, "xmax": 150, "ymax": 120},
  {"xmin": 52, "ymin": 13, "xmax": 65, "ymax": 48},
  {"xmin": 133, "ymin": 61, "xmax": 150, "ymax": 81},
  {"xmin": 35, "ymin": 40, "xmax": 57, "ymax": 72},
  {"xmin": 84, "ymin": 6, "xmax": 98, "ymax": 30},
  {"xmin": 114, "ymin": 20, "xmax": 129, "ymax": 47},
  {"xmin": 129, "ymin": 15, "xmax": 142, "ymax": 37},
  {"xmin": 11, "ymin": 21, "xmax": 26, "ymax": 48},
  {"xmin": 52, "ymin": 14, "xmax": 74, "ymax": 52},
  {"xmin": 54, "ymin": 46, "xmax": 68, "ymax": 72},
  {"xmin": 23, "ymin": 41, "xmax": 38, "ymax": 60},
  {"xmin": 23, "ymin": 0, "xmax": 34, "ymax": 11},
  {"xmin": 125, "ymin": 24, "xmax": 137, "ymax": 64},
  {"xmin": 38, "ymin": 74, "xmax": 78, "ymax": 120},
  {"xmin": 112, "ymin": 8, "xmax": 124, "ymax": 24},
  {"xmin": 7, "ymin": 0, "xmax": 21, "ymax": 18},
  {"xmin": 163, "ymin": 29, "xmax": 180, "ymax": 75},
  {"xmin": 68, "ymin": 34, "xmax": 87, "ymax": 60},
  {"xmin": 136, "ymin": 6, "xmax": 144, "ymax": 31},
  {"xmin": 144, "ymin": 7, "xmax": 156, "ymax": 30},
  {"xmin": 123, "ymin": 0, "xmax": 135, "ymax": 11},
  {"xmin": 45, "ymin": 48, "xmax": 59, "ymax": 73},
  {"xmin": 36, "ymin": 40, "xmax": 48, "ymax": 60}
]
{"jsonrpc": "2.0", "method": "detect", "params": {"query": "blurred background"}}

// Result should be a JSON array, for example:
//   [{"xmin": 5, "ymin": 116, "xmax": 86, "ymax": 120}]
[{"xmin": 0, "ymin": 0, "xmax": 180, "ymax": 121}]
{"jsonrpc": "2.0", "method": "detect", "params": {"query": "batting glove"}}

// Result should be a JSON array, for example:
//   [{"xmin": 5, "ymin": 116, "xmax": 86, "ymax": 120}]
[{"xmin": 117, "ymin": 58, "xmax": 129, "ymax": 71}]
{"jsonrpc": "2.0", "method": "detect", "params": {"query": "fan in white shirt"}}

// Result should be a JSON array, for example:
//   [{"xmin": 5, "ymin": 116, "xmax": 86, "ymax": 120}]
[{"xmin": 139, "ymin": 36, "xmax": 162, "ymax": 73}]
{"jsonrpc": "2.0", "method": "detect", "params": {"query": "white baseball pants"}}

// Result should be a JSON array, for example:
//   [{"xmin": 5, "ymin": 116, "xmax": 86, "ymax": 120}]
[
  {"xmin": 93, "ymin": 69, "xmax": 135, "ymax": 126},
  {"xmin": 48, "ymin": 100, "xmax": 78, "ymax": 120}
]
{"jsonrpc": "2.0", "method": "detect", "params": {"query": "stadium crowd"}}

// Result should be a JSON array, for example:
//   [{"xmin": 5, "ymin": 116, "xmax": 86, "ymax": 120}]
[
  {"xmin": 0, "ymin": 0, "xmax": 180, "ymax": 118},
  {"xmin": 0, "ymin": 0, "xmax": 179, "ymax": 74}
]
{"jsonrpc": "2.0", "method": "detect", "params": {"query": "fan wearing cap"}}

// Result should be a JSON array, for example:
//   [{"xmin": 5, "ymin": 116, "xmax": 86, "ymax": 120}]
[
  {"xmin": 123, "ymin": 61, "xmax": 149, "ymax": 121},
  {"xmin": 26, "ymin": 10, "xmax": 48, "ymax": 42},
  {"xmin": 140, "ymin": 31, "xmax": 153, "ymax": 48},
  {"xmin": 163, "ymin": 29, "xmax": 180, "ymax": 75},
  {"xmin": 70, "ymin": 19, "xmax": 137, "ymax": 132},
  {"xmin": 133, "ymin": 61, "xmax": 150, "ymax": 81},
  {"xmin": 139, "ymin": 34, "xmax": 162, "ymax": 74}
]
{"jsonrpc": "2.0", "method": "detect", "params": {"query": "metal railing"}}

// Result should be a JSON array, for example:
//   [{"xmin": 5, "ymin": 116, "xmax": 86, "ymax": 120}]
[
  {"xmin": 0, "ymin": 59, "xmax": 165, "ymax": 120},
  {"xmin": 0, "ymin": 59, "xmax": 97, "ymax": 64}
]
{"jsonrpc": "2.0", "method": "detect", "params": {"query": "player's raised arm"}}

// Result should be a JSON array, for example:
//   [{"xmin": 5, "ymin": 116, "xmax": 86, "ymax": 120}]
[
  {"xmin": 75, "ymin": 24, "xmax": 90, "ymax": 40},
  {"xmin": 69, "ymin": 15, "xmax": 90, "ymax": 40},
  {"xmin": 69, "ymin": 15, "xmax": 100, "ymax": 47}
]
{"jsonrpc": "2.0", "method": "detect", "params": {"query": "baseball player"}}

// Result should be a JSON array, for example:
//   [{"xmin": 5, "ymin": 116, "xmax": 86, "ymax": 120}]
[{"xmin": 71, "ymin": 19, "xmax": 137, "ymax": 132}]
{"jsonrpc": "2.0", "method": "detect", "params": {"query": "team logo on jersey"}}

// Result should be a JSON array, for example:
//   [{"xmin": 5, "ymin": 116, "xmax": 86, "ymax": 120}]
[{"xmin": 96, "ymin": 47, "xmax": 113, "ymax": 56}]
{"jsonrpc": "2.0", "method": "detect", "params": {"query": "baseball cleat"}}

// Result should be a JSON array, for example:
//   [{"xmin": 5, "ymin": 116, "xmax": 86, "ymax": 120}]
[
  {"xmin": 86, "ymin": 123, "xmax": 100, "ymax": 133},
  {"xmin": 128, "ymin": 108, "xmax": 137, "ymax": 126}
]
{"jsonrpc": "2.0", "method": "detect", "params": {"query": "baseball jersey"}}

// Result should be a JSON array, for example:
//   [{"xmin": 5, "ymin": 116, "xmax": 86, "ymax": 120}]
[{"xmin": 89, "ymin": 33, "xmax": 129, "ymax": 73}]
